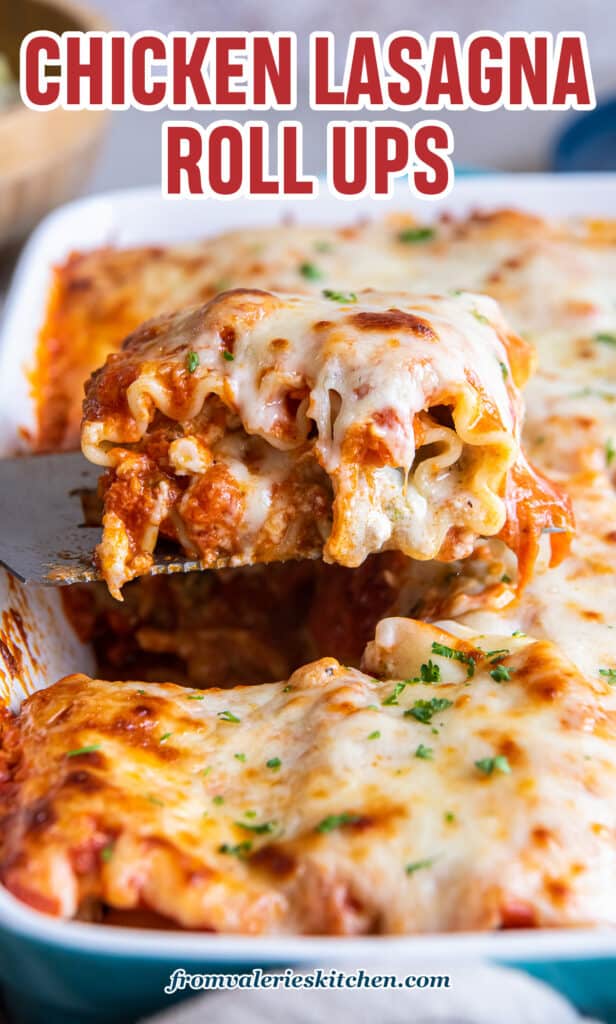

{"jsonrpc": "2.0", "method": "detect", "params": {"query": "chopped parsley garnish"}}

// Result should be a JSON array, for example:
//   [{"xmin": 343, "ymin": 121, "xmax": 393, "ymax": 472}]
[
  {"xmin": 444, "ymin": 811, "xmax": 456, "ymax": 823},
  {"xmin": 136, "ymin": 689, "xmax": 146, "ymax": 695},
  {"xmin": 501, "ymin": 574, "xmax": 512, "ymax": 584},
  {"xmin": 218, "ymin": 710, "xmax": 240, "ymax": 723},
  {"xmin": 599, "ymin": 667, "xmax": 616, "ymax": 683},
  {"xmin": 222, "ymin": 350, "xmax": 234, "ymax": 362},
  {"xmin": 594, "ymin": 332, "xmax": 616, "ymax": 347},
  {"xmin": 186, "ymin": 350, "xmax": 200, "ymax": 373},
  {"xmin": 405, "ymin": 698, "xmax": 453, "ymax": 724},
  {"xmin": 218, "ymin": 841, "xmax": 252, "ymax": 858},
  {"xmin": 415, "ymin": 743, "xmax": 434, "ymax": 760},
  {"xmin": 266, "ymin": 757, "xmax": 281, "ymax": 770},
  {"xmin": 212, "ymin": 795, "xmax": 225, "ymax": 805},
  {"xmin": 475, "ymin": 755, "xmax": 511, "ymax": 776},
  {"xmin": 397, "ymin": 226, "xmax": 435, "ymax": 244},
  {"xmin": 405, "ymin": 857, "xmax": 435, "ymax": 874},
  {"xmin": 100, "ymin": 843, "xmax": 114, "ymax": 863},
  {"xmin": 146, "ymin": 794, "xmax": 164, "ymax": 807},
  {"xmin": 486, "ymin": 648, "xmax": 509, "ymax": 661},
  {"xmin": 472, "ymin": 309, "xmax": 489, "ymax": 325},
  {"xmin": 201, "ymin": 766, "xmax": 212, "ymax": 776},
  {"xmin": 159, "ymin": 732, "xmax": 172, "ymax": 743},
  {"xmin": 299, "ymin": 261, "xmax": 322, "ymax": 280},
  {"xmin": 419, "ymin": 660, "xmax": 440, "ymax": 683},
  {"xmin": 431, "ymin": 641, "xmax": 475, "ymax": 677},
  {"xmin": 244, "ymin": 810, "xmax": 257, "ymax": 818},
  {"xmin": 607, "ymin": 438, "xmax": 615, "ymax": 467},
  {"xmin": 499, "ymin": 361, "xmax": 509, "ymax": 378},
  {"xmin": 490, "ymin": 665, "xmax": 514, "ymax": 683},
  {"xmin": 236, "ymin": 820, "xmax": 276, "ymax": 835},
  {"xmin": 187, "ymin": 694, "xmax": 204, "ymax": 700},
  {"xmin": 322, "ymin": 288, "xmax": 357, "ymax": 303},
  {"xmin": 382, "ymin": 681, "xmax": 407, "ymax": 706},
  {"xmin": 234, "ymin": 752, "xmax": 246, "ymax": 762},
  {"xmin": 512, "ymin": 630, "xmax": 526, "ymax": 638},
  {"xmin": 315, "ymin": 812, "xmax": 362, "ymax": 834},
  {"xmin": 367, "ymin": 730, "xmax": 381, "ymax": 740},
  {"xmin": 66, "ymin": 744, "xmax": 101, "ymax": 758}
]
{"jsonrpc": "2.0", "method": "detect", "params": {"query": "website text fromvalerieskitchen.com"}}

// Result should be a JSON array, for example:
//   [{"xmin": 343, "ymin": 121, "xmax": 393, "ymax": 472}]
[{"xmin": 164, "ymin": 967, "xmax": 452, "ymax": 994}]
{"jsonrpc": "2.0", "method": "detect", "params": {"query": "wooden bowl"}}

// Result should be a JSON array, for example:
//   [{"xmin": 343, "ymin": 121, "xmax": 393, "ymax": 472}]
[{"xmin": 0, "ymin": 0, "xmax": 108, "ymax": 246}]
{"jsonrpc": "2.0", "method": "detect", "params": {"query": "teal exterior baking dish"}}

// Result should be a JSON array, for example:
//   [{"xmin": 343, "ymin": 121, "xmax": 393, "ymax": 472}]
[
  {"xmin": 1, "ymin": 889, "xmax": 616, "ymax": 1024},
  {"xmin": 1, "ymin": 177, "xmax": 616, "ymax": 1024}
]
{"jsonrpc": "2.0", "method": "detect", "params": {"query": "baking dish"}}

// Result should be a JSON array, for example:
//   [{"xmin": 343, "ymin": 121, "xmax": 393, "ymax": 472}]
[{"xmin": 1, "ymin": 174, "xmax": 616, "ymax": 1024}]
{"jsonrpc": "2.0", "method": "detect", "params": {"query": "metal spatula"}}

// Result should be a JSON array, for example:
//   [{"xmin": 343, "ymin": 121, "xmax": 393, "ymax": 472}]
[{"xmin": 0, "ymin": 453, "xmax": 207, "ymax": 587}]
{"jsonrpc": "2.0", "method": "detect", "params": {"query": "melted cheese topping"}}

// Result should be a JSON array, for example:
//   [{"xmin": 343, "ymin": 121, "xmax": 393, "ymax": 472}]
[
  {"xmin": 82, "ymin": 288, "xmax": 571, "ymax": 599},
  {"xmin": 2, "ymin": 620, "xmax": 615, "ymax": 932}
]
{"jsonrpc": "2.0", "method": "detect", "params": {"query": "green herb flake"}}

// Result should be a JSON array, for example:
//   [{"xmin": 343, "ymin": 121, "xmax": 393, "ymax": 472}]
[
  {"xmin": 218, "ymin": 841, "xmax": 252, "ymax": 858},
  {"xmin": 367, "ymin": 730, "xmax": 381, "ymax": 741},
  {"xmin": 599, "ymin": 668, "xmax": 616, "ymax": 683},
  {"xmin": 266, "ymin": 757, "xmax": 282, "ymax": 770},
  {"xmin": 512, "ymin": 630, "xmax": 526, "ymax": 638},
  {"xmin": 405, "ymin": 857, "xmax": 435, "ymax": 874},
  {"xmin": 594, "ymin": 332, "xmax": 616, "ymax": 347},
  {"xmin": 100, "ymin": 843, "xmax": 114, "ymax": 863},
  {"xmin": 415, "ymin": 743, "xmax": 434, "ymax": 760},
  {"xmin": 299, "ymin": 261, "xmax": 322, "ymax": 280},
  {"xmin": 382, "ymin": 681, "xmax": 407, "ymax": 706},
  {"xmin": 146, "ymin": 794, "xmax": 164, "ymax": 807},
  {"xmin": 501, "ymin": 574, "xmax": 512, "ymax": 584},
  {"xmin": 222, "ymin": 350, "xmax": 234, "ymax": 362},
  {"xmin": 283, "ymin": 685, "xmax": 292, "ymax": 693},
  {"xmin": 322, "ymin": 288, "xmax": 357, "ymax": 304},
  {"xmin": 244, "ymin": 810, "xmax": 257, "ymax": 818},
  {"xmin": 66, "ymin": 744, "xmax": 101, "ymax": 758},
  {"xmin": 236, "ymin": 820, "xmax": 276, "ymax": 835},
  {"xmin": 397, "ymin": 226, "xmax": 435, "ymax": 244},
  {"xmin": 419, "ymin": 660, "xmax": 440, "ymax": 683},
  {"xmin": 499, "ymin": 361, "xmax": 509, "ymax": 378},
  {"xmin": 472, "ymin": 308, "xmax": 489, "ymax": 325},
  {"xmin": 201, "ymin": 767, "xmax": 212, "ymax": 777},
  {"xmin": 315, "ymin": 812, "xmax": 362, "ymax": 834},
  {"xmin": 159, "ymin": 732, "xmax": 172, "ymax": 743},
  {"xmin": 218, "ymin": 710, "xmax": 240, "ymax": 723},
  {"xmin": 486, "ymin": 648, "xmax": 510, "ymax": 661},
  {"xmin": 490, "ymin": 665, "xmax": 514, "ymax": 683},
  {"xmin": 444, "ymin": 811, "xmax": 456, "ymax": 824},
  {"xmin": 234, "ymin": 752, "xmax": 246, "ymax": 762},
  {"xmin": 212, "ymin": 795, "xmax": 225, "ymax": 806},
  {"xmin": 405, "ymin": 698, "xmax": 453, "ymax": 724},
  {"xmin": 607, "ymin": 438, "xmax": 616, "ymax": 467},
  {"xmin": 187, "ymin": 694, "xmax": 205, "ymax": 700},
  {"xmin": 475, "ymin": 755, "xmax": 511, "ymax": 776},
  {"xmin": 186, "ymin": 350, "xmax": 200, "ymax": 373},
  {"xmin": 431, "ymin": 641, "xmax": 475, "ymax": 677},
  {"xmin": 136, "ymin": 689, "xmax": 146, "ymax": 695}
]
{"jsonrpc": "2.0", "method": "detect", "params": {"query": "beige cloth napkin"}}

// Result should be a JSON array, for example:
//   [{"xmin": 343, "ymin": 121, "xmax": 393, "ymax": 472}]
[{"xmin": 143, "ymin": 963, "xmax": 601, "ymax": 1024}]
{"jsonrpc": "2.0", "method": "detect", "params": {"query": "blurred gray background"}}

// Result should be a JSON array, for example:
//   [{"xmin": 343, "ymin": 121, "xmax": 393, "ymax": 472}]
[{"xmin": 89, "ymin": 0, "xmax": 616, "ymax": 193}]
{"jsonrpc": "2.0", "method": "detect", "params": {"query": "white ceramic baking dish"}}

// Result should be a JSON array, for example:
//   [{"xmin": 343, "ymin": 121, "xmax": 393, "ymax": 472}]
[{"xmin": 1, "ymin": 175, "xmax": 615, "ymax": 1024}]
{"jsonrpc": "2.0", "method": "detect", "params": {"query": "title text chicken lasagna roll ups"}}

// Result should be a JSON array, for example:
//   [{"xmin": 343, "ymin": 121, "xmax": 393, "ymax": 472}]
[{"xmin": 81, "ymin": 288, "xmax": 572, "ymax": 599}]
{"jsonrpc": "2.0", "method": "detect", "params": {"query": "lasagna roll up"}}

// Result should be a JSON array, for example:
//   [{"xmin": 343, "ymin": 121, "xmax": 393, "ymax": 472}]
[
  {"xmin": 81, "ymin": 288, "xmax": 571, "ymax": 599},
  {"xmin": 2, "ymin": 621, "xmax": 615, "ymax": 931}
]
